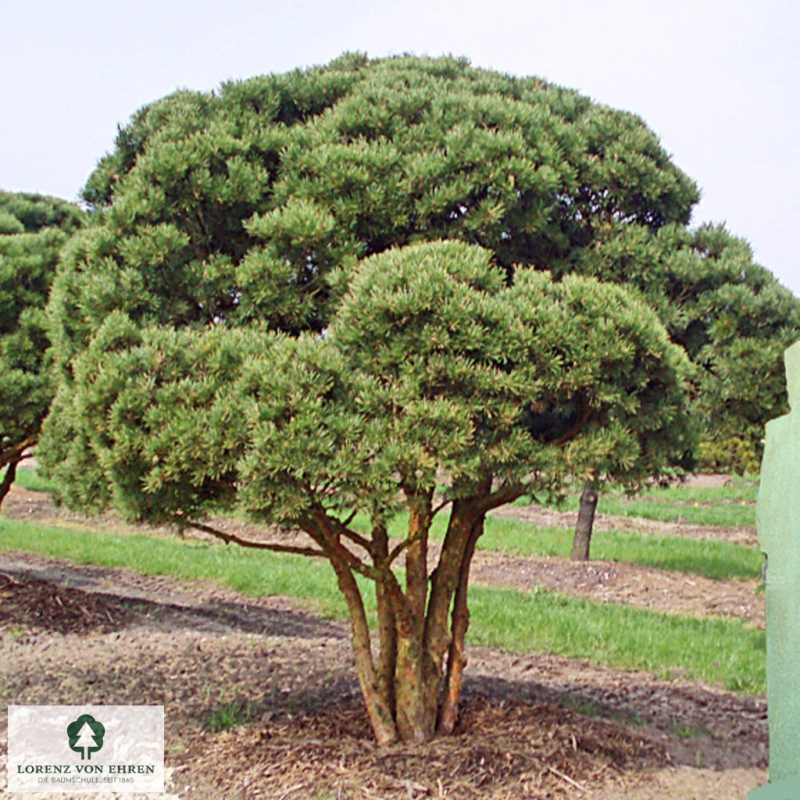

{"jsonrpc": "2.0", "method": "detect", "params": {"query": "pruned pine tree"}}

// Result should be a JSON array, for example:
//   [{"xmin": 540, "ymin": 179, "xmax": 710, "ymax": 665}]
[
  {"xmin": 0, "ymin": 191, "xmax": 83, "ymax": 505},
  {"xmin": 38, "ymin": 55, "xmax": 729, "ymax": 739},
  {"xmin": 43, "ymin": 240, "xmax": 692, "ymax": 743}
]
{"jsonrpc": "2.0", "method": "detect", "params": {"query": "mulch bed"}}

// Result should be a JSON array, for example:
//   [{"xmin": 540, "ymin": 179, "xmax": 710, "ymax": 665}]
[
  {"xmin": 0, "ymin": 571, "xmax": 136, "ymax": 636},
  {"xmin": 181, "ymin": 697, "xmax": 667, "ymax": 798},
  {"xmin": 1, "ymin": 547, "xmax": 768, "ymax": 797}
]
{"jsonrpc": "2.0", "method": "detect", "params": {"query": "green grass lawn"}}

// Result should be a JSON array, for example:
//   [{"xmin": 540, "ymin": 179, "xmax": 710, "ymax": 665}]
[
  {"xmin": 0, "ymin": 518, "xmax": 765, "ymax": 694},
  {"xmin": 355, "ymin": 508, "xmax": 762, "ymax": 582},
  {"xmin": 11, "ymin": 466, "xmax": 56, "ymax": 494},
  {"xmin": 479, "ymin": 517, "xmax": 763, "ymax": 581},
  {"xmin": 532, "ymin": 478, "xmax": 758, "ymax": 528}
]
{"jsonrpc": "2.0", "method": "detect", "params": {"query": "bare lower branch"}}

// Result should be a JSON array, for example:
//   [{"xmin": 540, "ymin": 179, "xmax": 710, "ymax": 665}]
[
  {"xmin": 431, "ymin": 497, "xmax": 452, "ymax": 516},
  {"xmin": 476, "ymin": 482, "xmax": 526, "ymax": 514},
  {"xmin": 387, "ymin": 538, "xmax": 410, "ymax": 566},
  {"xmin": 180, "ymin": 518, "xmax": 328, "ymax": 558},
  {"xmin": 333, "ymin": 521, "xmax": 373, "ymax": 555},
  {"xmin": 439, "ymin": 515, "xmax": 484, "ymax": 734},
  {"xmin": 0, "ymin": 460, "xmax": 19, "ymax": 508},
  {"xmin": 0, "ymin": 435, "xmax": 38, "ymax": 468}
]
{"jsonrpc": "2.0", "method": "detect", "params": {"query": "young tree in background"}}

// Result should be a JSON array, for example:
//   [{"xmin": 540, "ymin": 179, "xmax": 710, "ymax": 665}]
[
  {"xmin": 567, "ymin": 224, "xmax": 800, "ymax": 559},
  {"xmin": 0, "ymin": 191, "xmax": 83, "ymax": 506}
]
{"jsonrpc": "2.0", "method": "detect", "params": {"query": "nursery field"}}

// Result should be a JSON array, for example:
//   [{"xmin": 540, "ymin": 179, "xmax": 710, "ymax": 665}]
[{"xmin": 0, "ymin": 469, "xmax": 767, "ymax": 798}]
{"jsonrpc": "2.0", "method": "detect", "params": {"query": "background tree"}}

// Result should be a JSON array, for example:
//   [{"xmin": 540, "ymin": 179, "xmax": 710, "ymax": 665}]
[
  {"xmin": 43, "ymin": 240, "xmax": 693, "ymax": 743},
  {"xmin": 578, "ymin": 222, "xmax": 800, "ymax": 469},
  {"xmin": 566, "ymin": 223, "xmax": 800, "ymax": 559},
  {"xmin": 0, "ymin": 191, "xmax": 83, "ymax": 506}
]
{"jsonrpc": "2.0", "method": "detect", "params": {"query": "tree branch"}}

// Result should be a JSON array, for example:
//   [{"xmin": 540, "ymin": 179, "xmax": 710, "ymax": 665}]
[
  {"xmin": 474, "ymin": 482, "xmax": 526, "ymax": 514},
  {"xmin": 180, "ymin": 518, "xmax": 328, "ymax": 558},
  {"xmin": 554, "ymin": 394, "xmax": 592, "ymax": 446},
  {"xmin": 331, "ymin": 519, "xmax": 373, "ymax": 555},
  {"xmin": 387, "ymin": 537, "xmax": 411, "ymax": 567},
  {"xmin": 307, "ymin": 508, "xmax": 381, "ymax": 581},
  {"xmin": 0, "ymin": 460, "xmax": 19, "ymax": 508},
  {"xmin": 432, "ymin": 497, "xmax": 452, "ymax": 516},
  {"xmin": 0, "ymin": 435, "xmax": 38, "ymax": 468}
]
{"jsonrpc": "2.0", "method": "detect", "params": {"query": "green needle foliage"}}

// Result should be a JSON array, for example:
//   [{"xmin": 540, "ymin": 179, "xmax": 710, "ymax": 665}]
[
  {"xmin": 576, "ymin": 223, "xmax": 800, "ymax": 472},
  {"xmin": 47, "ymin": 52, "xmax": 699, "ymax": 363},
  {"xmin": 0, "ymin": 191, "xmax": 83, "ymax": 505}
]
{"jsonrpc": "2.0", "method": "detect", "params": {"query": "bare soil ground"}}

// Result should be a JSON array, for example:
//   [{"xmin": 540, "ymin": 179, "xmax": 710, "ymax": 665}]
[{"xmin": 1, "ymin": 483, "xmax": 768, "ymax": 798}]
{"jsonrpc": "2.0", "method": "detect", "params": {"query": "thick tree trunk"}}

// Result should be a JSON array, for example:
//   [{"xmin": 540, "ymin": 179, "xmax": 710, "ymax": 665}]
[
  {"xmin": 571, "ymin": 480, "xmax": 599, "ymax": 561},
  {"xmin": 0, "ymin": 460, "xmax": 18, "ymax": 508},
  {"xmin": 390, "ymin": 489, "xmax": 439, "ymax": 742},
  {"xmin": 438, "ymin": 514, "xmax": 484, "ymax": 734}
]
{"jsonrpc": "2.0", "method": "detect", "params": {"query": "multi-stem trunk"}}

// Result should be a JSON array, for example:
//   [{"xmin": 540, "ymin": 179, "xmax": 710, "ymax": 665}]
[
  {"xmin": 0, "ymin": 459, "xmax": 19, "ymax": 508},
  {"xmin": 571, "ymin": 479, "xmax": 599, "ymax": 561},
  {"xmin": 309, "ymin": 483, "xmax": 520, "ymax": 745}
]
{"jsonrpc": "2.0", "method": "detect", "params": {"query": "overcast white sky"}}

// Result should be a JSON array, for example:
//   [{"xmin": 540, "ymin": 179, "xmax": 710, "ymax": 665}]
[{"xmin": 2, "ymin": 0, "xmax": 798, "ymax": 296}]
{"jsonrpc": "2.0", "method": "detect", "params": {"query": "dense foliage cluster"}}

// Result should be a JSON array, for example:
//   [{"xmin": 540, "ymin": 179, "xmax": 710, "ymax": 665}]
[
  {"xmin": 579, "ymin": 223, "xmax": 800, "ymax": 472},
  {"xmin": 0, "ymin": 191, "xmax": 83, "ymax": 504}
]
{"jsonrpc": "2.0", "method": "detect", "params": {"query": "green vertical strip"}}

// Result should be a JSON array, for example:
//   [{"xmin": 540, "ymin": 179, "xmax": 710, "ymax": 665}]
[{"xmin": 752, "ymin": 341, "xmax": 800, "ymax": 795}]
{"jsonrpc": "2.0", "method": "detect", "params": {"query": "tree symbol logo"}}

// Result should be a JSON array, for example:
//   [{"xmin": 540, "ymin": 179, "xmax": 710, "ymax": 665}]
[{"xmin": 67, "ymin": 714, "xmax": 105, "ymax": 760}]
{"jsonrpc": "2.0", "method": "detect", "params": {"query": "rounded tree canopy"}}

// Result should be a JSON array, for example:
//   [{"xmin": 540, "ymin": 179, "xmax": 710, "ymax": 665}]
[{"xmin": 48, "ymin": 52, "xmax": 699, "ymax": 368}]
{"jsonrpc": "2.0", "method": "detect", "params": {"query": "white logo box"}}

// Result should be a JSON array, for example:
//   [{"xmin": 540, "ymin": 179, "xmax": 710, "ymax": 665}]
[{"xmin": 7, "ymin": 706, "xmax": 164, "ymax": 794}]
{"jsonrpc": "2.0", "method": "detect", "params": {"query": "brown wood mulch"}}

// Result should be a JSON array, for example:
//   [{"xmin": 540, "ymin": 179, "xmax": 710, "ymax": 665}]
[
  {"xmin": 0, "ymin": 571, "xmax": 135, "ymax": 636},
  {"xmin": 184, "ymin": 697, "xmax": 666, "ymax": 799},
  {"xmin": 0, "ymin": 559, "xmax": 766, "ymax": 798}
]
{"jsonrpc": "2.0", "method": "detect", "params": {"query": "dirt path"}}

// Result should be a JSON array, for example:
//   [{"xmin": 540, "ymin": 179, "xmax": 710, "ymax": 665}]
[
  {"xmin": 469, "ymin": 550, "xmax": 764, "ymax": 628},
  {"xmin": 0, "ymin": 552, "xmax": 767, "ymax": 798}
]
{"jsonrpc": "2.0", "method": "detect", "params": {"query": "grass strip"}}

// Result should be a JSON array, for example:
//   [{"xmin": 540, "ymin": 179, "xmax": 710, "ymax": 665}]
[
  {"xmin": 537, "ymin": 480, "xmax": 758, "ymax": 528},
  {"xmin": 468, "ymin": 586, "xmax": 764, "ymax": 693},
  {"xmin": 11, "ymin": 467, "xmax": 56, "ymax": 494},
  {"xmin": 12, "ymin": 468, "xmax": 761, "ymax": 579},
  {"xmin": 374, "ymin": 511, "xmax": 762, "ymax": 581},
  {"xmin": 0, "ymin": 518, "xmax": 764, "ymax": 694},
  {"xmin": 479, "ymin": 517, "xmax": 763, "ymax": 581}
]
